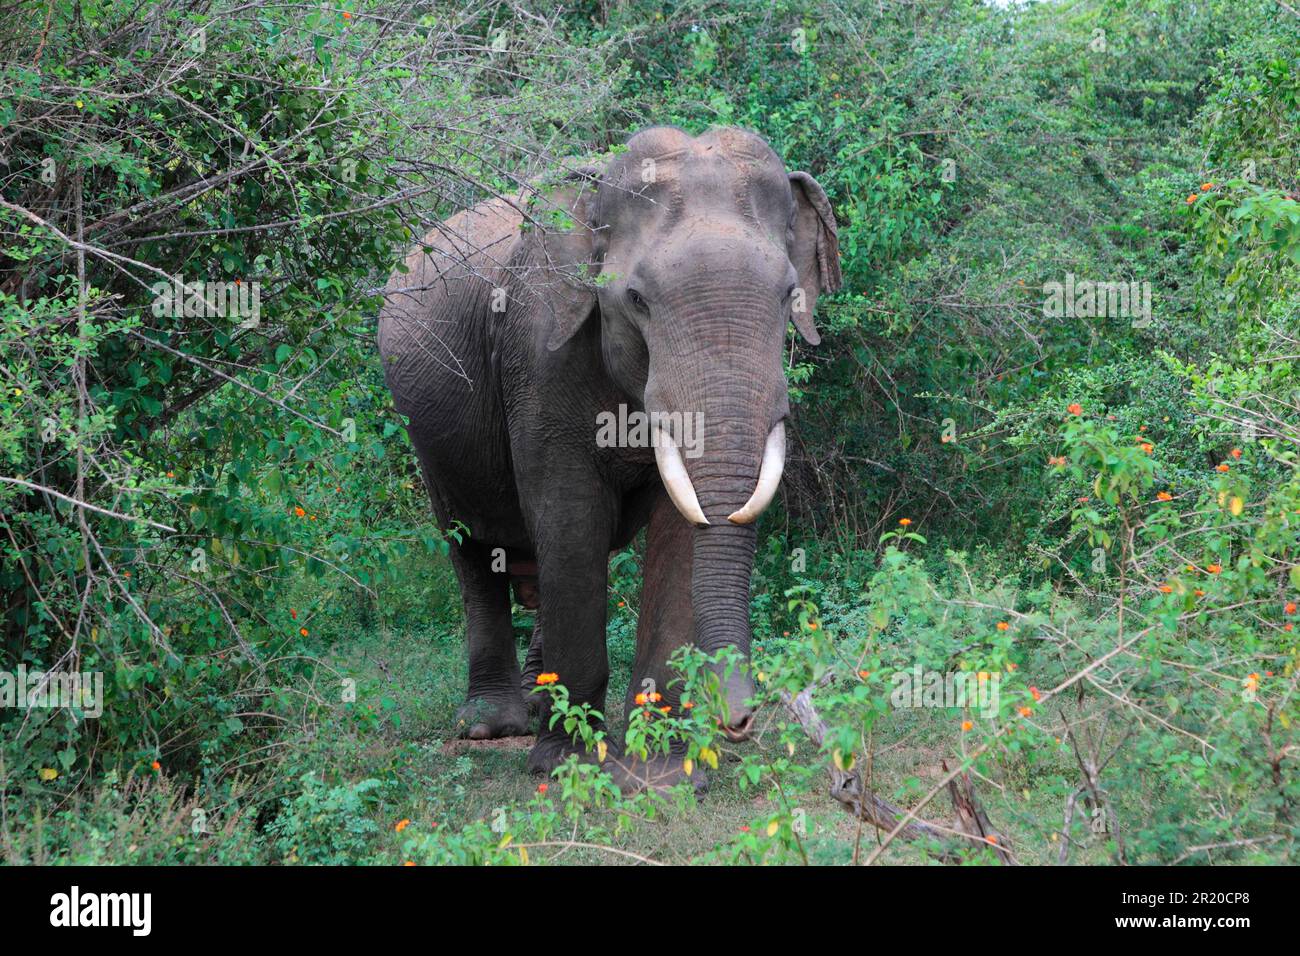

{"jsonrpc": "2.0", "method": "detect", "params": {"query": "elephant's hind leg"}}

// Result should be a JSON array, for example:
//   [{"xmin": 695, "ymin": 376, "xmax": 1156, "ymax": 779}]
[
  {"xmin": 449, "ymin": 540, "xmax": 529, "ymax": 739},
  {"xmin": 520, "ymin": 619, "xmax": 544, "ymax": 718}
]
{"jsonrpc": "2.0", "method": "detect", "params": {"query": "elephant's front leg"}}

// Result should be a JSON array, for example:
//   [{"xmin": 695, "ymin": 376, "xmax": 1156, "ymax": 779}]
[
  {"xmin": 611, "ymin": 490, "xmax": 705, "ymax": 792},
  {"xmin": 628, "ymin": 490, "xmax": 694, "ymax": 715},
  {"xmin": 524, "ymin": 497, "xmax": 617, "ymax": 776}
]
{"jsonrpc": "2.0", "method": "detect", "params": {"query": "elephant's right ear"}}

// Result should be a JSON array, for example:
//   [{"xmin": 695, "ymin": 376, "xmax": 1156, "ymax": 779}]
[{"xmin": 515, "ymin": 169, "xmax": 602, "ymax": 352}]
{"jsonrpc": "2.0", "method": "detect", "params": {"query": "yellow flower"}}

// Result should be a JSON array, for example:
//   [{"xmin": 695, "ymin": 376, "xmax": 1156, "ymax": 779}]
[{"xmin": 535, "ymin": 672, "xmax": 559, "ymax": 685}]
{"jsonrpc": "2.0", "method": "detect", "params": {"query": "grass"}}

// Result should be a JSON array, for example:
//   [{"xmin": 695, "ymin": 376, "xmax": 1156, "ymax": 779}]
[{"xmin": 3, "ymin": 549, "xmax": 1120, "ymax": 865}]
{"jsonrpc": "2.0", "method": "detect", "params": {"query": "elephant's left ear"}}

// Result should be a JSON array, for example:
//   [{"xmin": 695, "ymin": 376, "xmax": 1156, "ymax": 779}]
[
  {"xmin": 787, "ymin": 171, "xmax": 843, "ymax": 347},
  {"xmin": 515, "ymin": 169, "xmax": 601, "ymax": 352}
]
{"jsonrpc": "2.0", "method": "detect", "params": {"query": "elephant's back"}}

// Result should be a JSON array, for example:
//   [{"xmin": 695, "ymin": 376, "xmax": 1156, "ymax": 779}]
[
  {"xmin": 377, "ymin": 196, "xmax": 523, "ymax": 408},
  {"xmin": 376, "ymin": 196, "xmax": 528, "ymax": 540}
]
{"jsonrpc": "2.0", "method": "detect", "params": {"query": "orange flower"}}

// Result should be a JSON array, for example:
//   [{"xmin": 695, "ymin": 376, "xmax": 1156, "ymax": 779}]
[
  {"xmin": 294, "ymin": 506, "xmax": 306, "ymax": 517},
  {"xmin": 961, "ymin": 720, "xmax": 973, "ymax": 732},
  {"xmin": 1285, "ymin": 623, "xmax": 1295, "ymax": 632},
  {"xmin": 617, "ymin": 600, "xmax": 625, "ymax": 608},
  {"xmin": 535, "ymin": 672, "xmax": 559, "ymax": 685},
  {"xmin": 300, "ymin": 627, "xmax": 309, "ymax": 637},
  {"xmin": 1201, "ymin": 182, "xmax": 1213, "ymax": 191},
  {"xmin": 1076, "ymin": 496, "xmax": 1090, "ymax": 504},
  {"xmin": 659, "ymin": 706, "xmax": 671, "ymax": 714},
  {"xmin": 898, "ymin": 518, "xmax": 912, "ymax": 526},
  {"xmin": 1206, "ymin": 564, "xmax": 1222, "ymax": 574},
  {"xmin": 858, "ymin": 669, "xmax": 870, "ymax": 679},
  {"xmin": 1139, "ymin": 442, "xmax": 1154, "ymax": 454},
  {"xmin": 1067, "ymin": 403, "xmax": 1083, "ymax": 416},
  {"xmin": 996, "ymin": 621, "xmax": 1009, "ymax": 631},
  {"xmin": 151, "ymin": 760, "xmax": 161, "ymax": 771},
  {"xmin": 634, "ymin": 693, "xmax": 648, "ymax": 706},
  {"xmin": 1216, "ymin": 463, "xmax": 1230, "ymax": 472},
  {"xmin": 649, "ymin": 692, "xmax": 662, "ymax": 702},
  {"xmin": 1048, "ymin": 455, "xmax": 1066, "ymax": 467},
  {"xmin": 1194, "ymin": 589, "xmax": 1205, "ymax": 597},
  {"xmin": 807, "ymin": 621, "xmax": 819, "ymax": 631},
  {"xmin": 395, "ymin": 818, "xmax": 410, "ymax": 832},
  {"xmin": 166, "ymin": 470, "xmax": 175, "ymax": 478},
  {"xmin": 1286, "ymin": 602, "xmax": 1297, "ymax": 615},
  {"xmin": 403, "ymin": 861, "xmax": 416, "ymax": 866},
  {"xmin": 1159, "ymin": 584, "xmax": 1173, "ymax": 593},
  {"xmin": 682, "ymin": 702, "xmax": 694, "ymax": 710},
  {"xmin": 977, "ymin": 671, "xmax": 990, "ymax": 682},
  {"xmin": 1186, "ymin": 194, "xmax": 1198, "ymax": 204},
  {"xmin": 1230, "ymin": 448, "xmax": 1242, "ymax": 459},
  {"xmin": 1029, "ymin": 686, "xmax": 1042, "ymax": 701},
  {"xmin": 1006, "ymin": 662, "xmax": 1018, "ymax": 672},
  {"xmin": 986, "ymin": 834, "xmax": 999, "ymax": 845},
  {"xmin": 782, "ymin": 631, "xmax": 790, "ymax": 637},
  {"xmin": 537, "ymin": 783, "xmax": 548, "ymax": 794},
  {"xmin": 1017, "ymin": 706, "xmax": 1033, "ymax": 718},
  {"xmin": 1156, "ymin": 491, "xmax": 1173, "ymax": 501},
  {"xmin": 343, "ymin": 10, "xmax": 352, "ymax": 18}
]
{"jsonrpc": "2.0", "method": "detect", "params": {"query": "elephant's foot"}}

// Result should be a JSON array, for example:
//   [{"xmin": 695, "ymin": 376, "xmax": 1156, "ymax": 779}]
[
  {"xmin": 523, "ymin": 690, "xmax": 544, "ymax": 722},
  {"xmin": 604, "ymin": 749, "xmax": 707, "ymax": 796},
  {"xmin": 525, "ymin": 732, "xmax": 602, "ymax": 776},
  {"xmin": 455, "ymin": 692, "xmax": 530, "ymax": 740}
]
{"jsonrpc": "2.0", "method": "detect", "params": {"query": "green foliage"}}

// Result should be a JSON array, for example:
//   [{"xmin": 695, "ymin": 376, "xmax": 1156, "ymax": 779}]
[{"xmin": 2, "ymin": 0, "xmax": 1298, "ymax": 865}]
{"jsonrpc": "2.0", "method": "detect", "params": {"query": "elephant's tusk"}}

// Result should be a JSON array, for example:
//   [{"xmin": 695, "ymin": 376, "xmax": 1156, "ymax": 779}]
[
  {"xmin": 727, "ymin": 421, "xmax": 786, "ymax": 525},
  {"xmin": 653, "ymin": 427, "xmax": 709, "ymax": 527}
]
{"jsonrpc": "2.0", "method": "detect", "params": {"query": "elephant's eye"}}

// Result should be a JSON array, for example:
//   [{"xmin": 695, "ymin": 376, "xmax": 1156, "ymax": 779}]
[{"xmin": 627, "ymin": 288, "xmax": 648, "ymax": 310}]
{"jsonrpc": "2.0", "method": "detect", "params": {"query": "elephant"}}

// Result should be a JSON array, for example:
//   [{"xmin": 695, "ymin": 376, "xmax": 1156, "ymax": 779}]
[{"xmin": 377, "ymin": 126, "xmax": 841, "ymax": 789}]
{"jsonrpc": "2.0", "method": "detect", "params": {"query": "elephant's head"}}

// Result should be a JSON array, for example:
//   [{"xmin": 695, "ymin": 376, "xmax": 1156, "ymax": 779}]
[{"xmin": 528, "ymin": 126, "xmax": 841, "ymax": 738}]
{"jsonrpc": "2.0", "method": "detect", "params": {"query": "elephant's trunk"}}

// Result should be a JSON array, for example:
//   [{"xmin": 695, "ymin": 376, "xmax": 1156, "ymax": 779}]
[
  {"xmin": 676, "ymin": 410, "xmax": 784, "ymax": 741},
  {"xmin": 692, "ymin": 521, "xmax": 760, "ymax": 740},
  {"xmin": 644, "ymin": 263, "xmax": 790, "ymax": 741}
]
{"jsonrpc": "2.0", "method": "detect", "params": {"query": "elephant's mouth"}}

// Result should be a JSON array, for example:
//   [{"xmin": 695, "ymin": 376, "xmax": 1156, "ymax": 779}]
[
  {"xmin": 653, "ymin": 419, "xmax": 787, "ymax": 527},
  {"xmin": 720, "ymin": 710, "xmax": 756, "ymax": 742}
]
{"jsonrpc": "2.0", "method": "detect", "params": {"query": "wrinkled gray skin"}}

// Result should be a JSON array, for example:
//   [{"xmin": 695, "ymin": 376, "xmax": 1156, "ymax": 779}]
[{"xmin": 377, "ymin": 126, "xmax": 840, "ymax": 790}]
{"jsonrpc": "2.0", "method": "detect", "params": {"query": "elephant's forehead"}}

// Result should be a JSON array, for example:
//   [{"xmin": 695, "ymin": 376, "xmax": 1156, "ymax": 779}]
[{"xmin": 605, "ymin": 149, "xmax": 789, "ymax": 229}]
